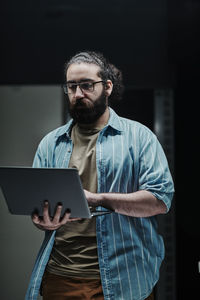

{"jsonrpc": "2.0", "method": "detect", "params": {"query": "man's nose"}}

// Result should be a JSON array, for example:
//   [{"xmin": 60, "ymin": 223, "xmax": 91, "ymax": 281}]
[{"xmin": 74, "ymin": 85, "xmax": 84, "ymax": 98}]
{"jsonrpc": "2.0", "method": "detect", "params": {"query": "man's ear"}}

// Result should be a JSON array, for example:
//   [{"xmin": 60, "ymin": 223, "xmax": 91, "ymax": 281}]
[{"xmin": 105, "ymin": 80, "xmax": 113, "ymax": 97}]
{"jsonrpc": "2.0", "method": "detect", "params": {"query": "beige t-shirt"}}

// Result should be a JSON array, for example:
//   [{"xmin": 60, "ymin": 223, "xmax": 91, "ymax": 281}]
[{"xmin": 46, "ymin": 123, "xmax": 104, "ymax": 279}]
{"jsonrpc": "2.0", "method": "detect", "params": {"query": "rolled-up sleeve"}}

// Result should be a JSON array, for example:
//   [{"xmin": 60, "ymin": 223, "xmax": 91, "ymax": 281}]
[{"xmin": 138, "ymin": 129, "xmax": 174, "ymax": 212}]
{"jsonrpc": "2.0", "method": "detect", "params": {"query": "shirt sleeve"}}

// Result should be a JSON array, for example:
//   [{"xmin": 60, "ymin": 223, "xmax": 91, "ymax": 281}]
[{"xmin": 138, "ymin": 128, "xmax": 174, "ymax": 212}]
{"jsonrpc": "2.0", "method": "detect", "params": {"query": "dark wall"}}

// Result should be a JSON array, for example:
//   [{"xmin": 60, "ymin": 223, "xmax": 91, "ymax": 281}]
[
  {"xmin": 174, "ymin": 66, "xmax": 200, "ymax": 297},
  {"xmin": 1, "ymin": 1, "xmax": 200, "ymax": 299},
  {"xmin": 168, "ymin": 1, "xmax": 200, "ymax": 298},
  {"xmin": 0, "ymin": 0, "xmax": 172, "ymax": 87}
]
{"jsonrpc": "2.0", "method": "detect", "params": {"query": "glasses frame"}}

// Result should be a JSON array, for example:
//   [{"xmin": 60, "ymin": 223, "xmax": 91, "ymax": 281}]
[{"xmin": 63, "ymin": 80, "xmax": 105, "ymax": 95}]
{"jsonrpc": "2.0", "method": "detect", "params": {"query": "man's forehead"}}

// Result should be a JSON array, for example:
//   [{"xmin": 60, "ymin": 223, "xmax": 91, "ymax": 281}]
[{"xmin": 66, "ymin": 63, "xmax": 101, "ymax": 81}]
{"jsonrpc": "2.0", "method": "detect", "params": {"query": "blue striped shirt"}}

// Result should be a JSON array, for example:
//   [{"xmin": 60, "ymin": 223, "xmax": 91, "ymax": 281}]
[{"xmin": 25, "ymin": 108, "xmax": 174, "ymax": 300}]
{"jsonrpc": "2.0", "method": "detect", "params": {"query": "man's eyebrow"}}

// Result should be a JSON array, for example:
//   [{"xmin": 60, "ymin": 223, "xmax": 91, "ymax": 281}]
[{"xmin": 66, "ymin": 78, "xmax": 94, "ymax": 84}]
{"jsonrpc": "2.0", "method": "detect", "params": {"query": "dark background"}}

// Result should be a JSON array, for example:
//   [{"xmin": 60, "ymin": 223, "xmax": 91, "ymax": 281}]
[{"xmin": 0, "ymin": 0, "xmax": 200, "ymax": 298}]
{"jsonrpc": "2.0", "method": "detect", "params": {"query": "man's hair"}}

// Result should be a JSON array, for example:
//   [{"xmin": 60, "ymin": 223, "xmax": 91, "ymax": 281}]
[{"xmin": 64, "ymin": 51, "xmax": 124, "ymax": 104}]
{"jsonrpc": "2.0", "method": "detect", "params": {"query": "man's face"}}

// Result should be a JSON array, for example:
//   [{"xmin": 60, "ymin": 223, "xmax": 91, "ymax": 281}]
[{"xmin": 66, "ymin": 63, "xmax": 108, "ymax": 124}]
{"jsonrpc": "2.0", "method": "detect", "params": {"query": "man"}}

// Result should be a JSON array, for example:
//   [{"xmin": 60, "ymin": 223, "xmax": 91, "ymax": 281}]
[{"xmin": 26, "ymin": 51, "xmax": 174, "ymax": 300}]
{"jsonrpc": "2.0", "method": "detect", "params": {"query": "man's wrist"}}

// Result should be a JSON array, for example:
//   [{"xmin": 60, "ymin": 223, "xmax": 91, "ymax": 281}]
[{"xmin": 97, "ymin": 193, "xmax": 104, "ymax": 207}]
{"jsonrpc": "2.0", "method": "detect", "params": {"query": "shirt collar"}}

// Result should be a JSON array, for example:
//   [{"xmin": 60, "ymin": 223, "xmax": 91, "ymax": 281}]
[
  {"xmin": 55, "ymin": 107, "xmax": 123, "ymax": 139},
  {"xmin": 106, "ymin": 107, "xmax": 123, "ymax": 132}
]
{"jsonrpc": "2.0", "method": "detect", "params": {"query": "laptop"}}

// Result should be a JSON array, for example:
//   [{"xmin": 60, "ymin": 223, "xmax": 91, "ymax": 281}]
[{"xmin": 0, "ymin": 166, "xmax": 111, "ymax": 218}]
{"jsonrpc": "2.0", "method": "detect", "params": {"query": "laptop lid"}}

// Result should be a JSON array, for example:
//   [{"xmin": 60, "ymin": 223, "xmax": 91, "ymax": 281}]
[{"xmin": 0, "ymin": 166, "xmax": 106, "ymax": 219}]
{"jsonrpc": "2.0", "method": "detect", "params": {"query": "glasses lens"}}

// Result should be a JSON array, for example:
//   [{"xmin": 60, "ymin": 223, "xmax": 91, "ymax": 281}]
[
  {"xmin": 80, "ymin": 82, "xmax": 94, "ymax": 92},
  {"xmin": 63, "ymin": 85, "xmax": 68, "ymax": 94},
  {"xmin": 67, "ymin": 83, "xmax": 77, "ymax": 94}
]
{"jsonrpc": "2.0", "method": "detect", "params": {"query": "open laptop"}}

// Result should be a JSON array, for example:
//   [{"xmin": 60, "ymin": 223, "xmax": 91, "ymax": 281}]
[{"xmin": 0, "ymin": 166, "xmax": 111, "ymax": 218}]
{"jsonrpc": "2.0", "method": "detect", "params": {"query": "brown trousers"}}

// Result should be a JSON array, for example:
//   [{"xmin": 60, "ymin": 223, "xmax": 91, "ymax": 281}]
[{"xmin": 42, "ymin": 272, "xmax": 154, "ymax": 300}]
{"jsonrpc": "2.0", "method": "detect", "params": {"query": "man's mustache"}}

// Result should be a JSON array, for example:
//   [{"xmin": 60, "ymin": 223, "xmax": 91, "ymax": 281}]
[
  {"xmin": 74, "ymin": 98, "xmax": 93, "ymax": 108},
  {"xmin": 75, "ymin": 98, "xmax": 86, "ymax": 107}
]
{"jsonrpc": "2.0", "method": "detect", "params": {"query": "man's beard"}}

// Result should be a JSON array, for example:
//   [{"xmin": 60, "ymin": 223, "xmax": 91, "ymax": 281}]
[{"xmin": 67, "ymin": 91, "xmax": 107, "ymax": 124}]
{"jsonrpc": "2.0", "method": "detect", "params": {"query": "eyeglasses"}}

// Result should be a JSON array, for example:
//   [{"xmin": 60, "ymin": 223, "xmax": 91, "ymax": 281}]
[{"xmin": 63, "ymin": 81, "xmax": 104, "ymax": 95}]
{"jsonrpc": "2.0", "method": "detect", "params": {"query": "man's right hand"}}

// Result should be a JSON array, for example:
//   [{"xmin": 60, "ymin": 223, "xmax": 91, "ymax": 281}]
[{"xmin": 32, "ymin": 201, "xmax": 80, "ymax": 231}]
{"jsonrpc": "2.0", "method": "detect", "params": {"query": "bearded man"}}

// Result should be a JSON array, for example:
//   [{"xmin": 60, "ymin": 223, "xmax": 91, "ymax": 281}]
[{"xmin": 26, "ymin": 51, "xmax": 174, "ymax": 300}]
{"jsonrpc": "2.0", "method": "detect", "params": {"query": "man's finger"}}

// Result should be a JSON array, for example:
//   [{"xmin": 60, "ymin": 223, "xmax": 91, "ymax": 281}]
[
  {"xmin": 43, "ymin": 201, "xmax": 51, "ymax": 223},
  {"xmin": 52, "ymin": 204, "xmax": 63, "ymax": 224},
  {"xmin": 32, "ymin": 213, "xmax": 40, "ymax": 224},
  {"xmin": 60, "ymin": 210, "xmax": 79, "ymax": 224},
  {"xmin": 61, "ymin": 211, "xmax": 81, "ymax": 224}
]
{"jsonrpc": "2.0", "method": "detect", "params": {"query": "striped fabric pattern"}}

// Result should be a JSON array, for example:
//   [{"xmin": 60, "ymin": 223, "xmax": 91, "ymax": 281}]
[{"xmin": 25, "ymin": 108, "xmax": 174, "ymax": 300}]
